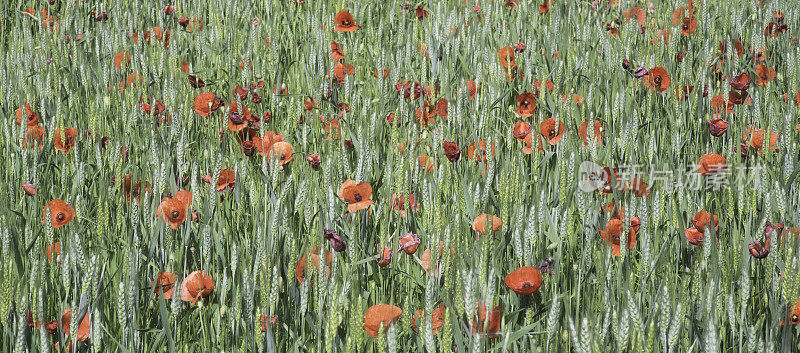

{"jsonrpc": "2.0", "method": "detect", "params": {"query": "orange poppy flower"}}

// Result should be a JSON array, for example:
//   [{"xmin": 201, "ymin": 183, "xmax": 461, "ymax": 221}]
[
  {"xmin": 562, "ymin": 93, "xmax": 584, "ymax": 106},
  {"xmin": 504, "ymin": 267, "xmax": 543, "ymax": 295},
  {"xmin": 515, "ymin": 92, "xmax": 537, "ymax": 117},
  {"xmin": 390, "ymin": 193, "xmax": 418, "ymax": 218},
  {"xmin": 755, "ymin": 65, "xmax": 776, "ymax": 86},
  {"xmin": 513, "ymin": 121, "xmax": 532, "ymax": 141},
  {"xmin": 624, "ymin": 178, "xmax": 651, "ymax": 197},
  {"xmin": 260, "ymin": 314, "xmax": 279, "ymax": 332},
  {"xmin": 60, "ymin": 309, "xmax": 90, "ymax": 341},
  {"xmin": 411, "ymin": 304, "xmax": 445, "ymax": 335},
  {"xmin": 338, "ymin": 179, "xmax": 374, "ymax": 212},
  {"xmin": 697, "ymin": 153, "xmax": 726, "ymax": 176},
  {"xmin": 54, "ymin": 127, "xmax": 78, "ymax": 154},
  {"xmin": 23, "ymin": 126, "xmax": 45, "ymax": 150},
  {"xmin": 623, "ymin": 6, "xmax": 646, "ymax": 25},
  {"xmin": 253, "ymin": 131, "xmax": 286, "ymax": 156},
  {"xmin": 193, "ymin": 92, "xmax": 217, "ymax": 117},
  {"xmin": 498, "ymin": 46, "xmax": 517, "ymax": 73},
  {"xmin": 114, "ymin": 51, "xmax": 130, "ymax": 68},
  {"xmin": 534, "ymin": 79, "xmax": 555, "ymax": 96},
  {"xmin": 644, "ymin": 67, "xmax": 670, "ymax": 93},
  {"xmin": 215, "ymin": 169, "xmax": 236, "ymax": 191},
  {"xmin": 743, "ymin": 127, "xmax": 779, "ymax": 152},
  {"xmin": 601, "ymin": 202, "xmax": 625, "ymax": 220},
  {"xmin": 46, "ymin": 242, "xmax": 61, "ymax": 264},
  {"xmin": 692, "ymin": 211, "xmax": 719, "ymax": 233},
  {"xmin": 471, "ymin": 302, "xmax": 502, "ymax": 338},
  {"xmin": 268, "ymin": 142, "xmax": 294, "ymax": 168},
  {"xmin": 331, "ymin": 41, "xmax": 344, "ymax": 61},
  {"xmin": 41, "ymin": 199, "xmax": 76, "ymax": 228},
  {"xmin": 376, "ymin": 245, "xmax": 393, "ymax": 267},
  {"xmin": 151, "ymin": 271, "xmax": 178, "ymax": 299},
  {"xmin": 180, "ymin": 270, "xmax": 215, "ymax": 305},
  {"xmin": 539, "ymin": 0, "xmax": 549, "ymax": 13},
  {"xmin": 685, "ymin": 226, "xmax": 704, "ymax": 245},
  {"xmin": 599, "ymin": 217, "xmax": 639, "ymax": 256},
  {"xmin": 399, "ymin": 233, "xmax": 421, "ymax": 255},
  {"xmin": 363, "ymin": 304, "xmax": 402, "ymax": 338},
  {"xmin": 707, "ymin": 118, "xmax": 729, "ymax": 137},
  {"xmin": 122, "ymin": 174, "xmax": 152, "ymax": 203},
  {"xmin": 418, "ymin": 155, "xmax": 436, "ymax": 172},
  {"xmin": 681, "ymin": 16, "xmax": 696, "ymax": 36},
  {"xmin": 472, "ymin": 214, "xmax": 502, "ymax": 235},
  {"xmin": 333, "ymin": 62, "xmax": 355, "ymax": 83},
  {"xmin": 22, "ymin": 183, "xmax": 36, "ymax": 196},
  {"xmin": 323, "ymin": 117, "xmax": 342, "ymax": 139},
  {"xmin": 466, "ymin": 81, "xmax": 481, "ymax": 99},
  {"xmin": 577, "ymin": 120, "xmax": 604, "ymax": 147},
  {"xmin": 334, "ymin": 10, "xmax": 360, "ymax": 32},
  {"xmin": 156, "ymin": 190, "xmax": 193, "ymax": 229},
  {"xmin": 295, "ymin": 247, "xmax": 333, "ymax": 283},
  {"xmin": 467, "ymin": 139, "xmax": 495, "ymax": 163},
  {"xmin": 539, "ymin": 118, "xmax": 566, "ymax": 145},
  {"xmin": 227, "ymin": 102, "xmax": 253, "ymax": 132},
  {"xmin": 15, "ymin": 104, "xmax": 39, "ymax": 126}
]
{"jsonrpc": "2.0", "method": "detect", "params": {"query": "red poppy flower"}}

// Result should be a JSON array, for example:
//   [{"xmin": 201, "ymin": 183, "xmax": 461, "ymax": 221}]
[
  {"xmin": 334, "ymin": 10, "xmax": 359, "ymax": 32},
  {"xmin": 180, "ymin": 270, "xmax": 215, "ymax": 305},
  {"xmin": 418, "ymin": 155, "xmax": 436, "ymax": 172},
  {"xmin": 323, "ymin": 229, "xmax": 346, "ymax": 252},
  {"xmin": 730, "ymin": 73, "xmax": 751, "ymax": 91},
  {"xmin": 504, "ymin": 267, "xmax": 543, "ymax": 295},
  {"xmin": 692, "ymin": 211, "xmax": 719, "ymax": 233},
  {"xmin": 467, "ymin": 139, "xmax": 496, "ymax": 163},
  {"xmin": 22, "ymin": 183, "xmax": 36, "ymax": 196},
  {"xmin": 623, "ymin": 6, "xmax": 646, "ymax": 25},
  {"xmin": 193, "ymin": 92, "xmax": 217, "ymax": 117},
  {"xmin": 331, "ymin": 41, "xmax": 344, "ymax": 61}
]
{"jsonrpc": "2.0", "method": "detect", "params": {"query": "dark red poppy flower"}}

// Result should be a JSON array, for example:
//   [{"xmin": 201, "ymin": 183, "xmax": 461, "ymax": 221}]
[
  {"xmin": 399, "ymin": 233, "xmax": 420, "ymax": 255},
  {"xmin": 442, "ymin": 140, "xmax": 460, "ymax": 162}
]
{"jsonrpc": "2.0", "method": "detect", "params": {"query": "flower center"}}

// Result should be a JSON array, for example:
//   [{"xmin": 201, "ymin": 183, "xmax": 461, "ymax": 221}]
[
  {"xmin": 548, "ymin": 129, "xmax": 557, "ymax": 137},
  {"xmin": 794, "ymin": 314, "xmax": 799, "ymax": 323},
  {"xmin": 171, "ymin": 210, "xmax": 180, "ymax": 219},
  {"xmin": 342, "ymin": 19, "xmax": 351, "ymax": 26},
  {"xmin": 56, "ymin": 213, "xmax": 65, "ymax": 222},
  {"xmin": 654, "ymin": 76, "xmax": 662, "ymax": 85},
  {"xmin": 354, "ymin": 193, "xmax": 362, "ymax": 202}
]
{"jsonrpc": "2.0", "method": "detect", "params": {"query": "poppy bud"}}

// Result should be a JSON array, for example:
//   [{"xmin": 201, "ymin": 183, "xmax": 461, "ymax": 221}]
[
  {"xmin": 633, "ymin": 67, "xmax": 648, "ymax": 78},
  {"xmin": 202, "ymin": 174, "xmax": 213, "ymax": 183},
  {"xmin": 306, "ymin": 154, "xmax": 321, "ymax": 169},
  {"xmin": 707, "ymin": 118, "xmax": 728, "ymax": 137},
  {"xmin": 376, "ymin": 246, "xmax": 392, "ymax": 267},
  {"xmin": 22, "ymin": 183, "xmax": 36, "ymax": 196},
  {"xmin": 178, "ymin": 17, "xmax": 190, "ymax": 27},
  {"xmin": 442, "ymin": 140, "xmax": 460, "ymax": 163},
  {"xmin": 262, "ymin": 112, "xmax": 272, "ymax": 123},
  {"xmin": 188, "ymin": 75, "xmax": 205, "ymax": 88},
  {"xmin": 191, "ymin": 211, "xmax": 201, "ymax": 222},
  {"xmin": 162, "ymin": 5, "xmax": 175, "ymax": 15},
  {"xmin": 323, "ymin": 229, "xmax": 346, "ymax": 252},
  {"xmin": 94, "ymin": 12, "xmax": 109, "ymax": 22},
  {"xmin": 252, "ymin": 92, "xmax": 262, "ymax": 103},
  {"xmin": 344, "ymin": 140, "xmax": 355, "ymax": 149},
  {"xmin": 399, "ymin": 233, "xmax": 420, "ymax": 255},
  {"xmin": 622, "ymin": 58, "xmax": 631, "ymax": 70}
]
